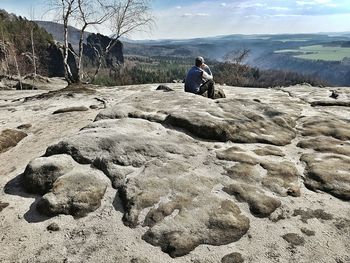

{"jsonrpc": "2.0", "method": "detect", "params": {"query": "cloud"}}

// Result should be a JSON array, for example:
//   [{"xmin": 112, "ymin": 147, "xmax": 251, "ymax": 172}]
[
  {"xmin": 181, "ymin": 13, "xmax": 210, "ymax": 17},
  {"xmin": 296, "ymin": 0, "xmax": 338, "ymax": 7}
]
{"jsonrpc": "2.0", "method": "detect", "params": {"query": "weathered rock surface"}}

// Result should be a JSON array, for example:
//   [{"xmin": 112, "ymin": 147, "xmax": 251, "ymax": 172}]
[
  {"xmin": 0, "ymin": 201, "xmax": 9, "ymax": 212},
  {"xmin": 53, "ymin": 106, "xmax": 89, "ymax": 114},
  {"xmin": 23, "ymin": 155, "xmax": 77, "ymax": 194},
  {"xmin": 293, "ymin": 208, "xmax": 333, "ymax": 223},
  {"xmin": 223, "ymin": 183, "xmax": 281, "ymax": 217},
  {"xmin": 282, "ymin": 233, "xmax": 305, "ymax": 246},
  {"xmin": 301, "ymin": 154, "xmax": 350, "ymax": 200},
  {"xmin": 0, "ymin": 129, "xmax": 27, "ymax": 153},
  {"xmin": 41, "ymin": 118, "xmax": 250, "ymax": 256},
  {"xmin": 2, "ymin": 84, "xmax": 350, "ymax": 262},
  {"xmin": 300, "ymin": 116, "xmax": 350, "ymax": 140},
  {"xmin": 297, "ymin": 137, "xmax": 350, "ymax": 156},
  {"xmin": 96, "ymin": 91, "xmax": 297, "ymax": 146},
  {"xmin": 221, "ymin": 252, "xmax": 244, "ymax": 263},
  {"xmin": 37, "ymin": 166, "xmax": 108, "ymax": 217},
  {"xmin": 253, "ymin": 146, "xmax": 285, "ymax": 157}
]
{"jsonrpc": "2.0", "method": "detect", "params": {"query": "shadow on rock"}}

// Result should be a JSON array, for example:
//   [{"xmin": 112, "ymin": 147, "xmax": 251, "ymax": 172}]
[
  {"xmin": 24, "ymin": 197, "xmax": 53, "ymax": 223},
  {"xmin": 4, "ymin": 173, "xmax": 53, "ymax": 223}
]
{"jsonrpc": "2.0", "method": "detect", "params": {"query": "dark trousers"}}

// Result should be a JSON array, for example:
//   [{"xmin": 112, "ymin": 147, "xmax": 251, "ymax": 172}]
[{"xmin": 197, "ymin": 80, "xmax": 215, "ymax": 99}]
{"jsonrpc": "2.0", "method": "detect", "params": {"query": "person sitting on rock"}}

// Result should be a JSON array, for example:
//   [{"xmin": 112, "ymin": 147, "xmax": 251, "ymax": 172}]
[{"xmin": 185, "ymin": 56, "xmax": 215, "ymax": 99}]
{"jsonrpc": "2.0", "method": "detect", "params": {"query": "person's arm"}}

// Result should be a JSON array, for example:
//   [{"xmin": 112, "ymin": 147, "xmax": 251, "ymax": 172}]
[
  {"xmin": 203, "ymin": 64, "xmax": 212, "ymax": 76},
  {"xmin": 202, "ymin": 70, "xmax": 213, "ymax": 80}
]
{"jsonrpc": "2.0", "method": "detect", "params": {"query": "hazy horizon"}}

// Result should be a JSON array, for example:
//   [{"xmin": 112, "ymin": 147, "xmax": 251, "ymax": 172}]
[{"xmin": 1, "ymin": 0, "xmax": 350, "ymax": 40}]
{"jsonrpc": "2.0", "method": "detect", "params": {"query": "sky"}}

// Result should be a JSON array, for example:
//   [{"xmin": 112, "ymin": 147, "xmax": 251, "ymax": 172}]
[{"xmin": 1, "ymin": 0, "xmax": 350, "ymax": 39}]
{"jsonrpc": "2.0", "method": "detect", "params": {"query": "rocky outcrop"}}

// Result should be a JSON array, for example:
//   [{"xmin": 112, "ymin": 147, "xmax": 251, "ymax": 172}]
[
  {"xmin": 83, "ymin": 33, "xmax": 124, "ymax": 68},
  {"xmin": 45, "ymin": 43, "xmax": 78, "ymax": 81},
  {"xmin": 11, "ymin": 84, "xmax": 350, "ymax": 261}
]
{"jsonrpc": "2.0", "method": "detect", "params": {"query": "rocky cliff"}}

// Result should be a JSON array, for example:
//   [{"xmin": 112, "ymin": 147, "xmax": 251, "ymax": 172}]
[{"xmin": 0, "ymin": 83, "xmax": 349, "ymax": 262}]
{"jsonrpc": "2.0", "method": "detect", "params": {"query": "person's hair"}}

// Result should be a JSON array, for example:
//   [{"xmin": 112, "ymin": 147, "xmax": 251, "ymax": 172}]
[{"xmin": 195, "ymin": 56, "xmax": 204, "ymax": 67}]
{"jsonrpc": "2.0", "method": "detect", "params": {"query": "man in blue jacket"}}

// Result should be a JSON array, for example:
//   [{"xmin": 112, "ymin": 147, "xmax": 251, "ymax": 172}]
[{"xmin": 185, "ymin": 56, "xmax": 215, "ymax": 99}]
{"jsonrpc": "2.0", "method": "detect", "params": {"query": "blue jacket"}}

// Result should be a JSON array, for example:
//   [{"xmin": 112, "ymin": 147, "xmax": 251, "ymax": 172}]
[{"xmin": 185, "ymin": 66, "xmax": 213, "ymax": 93}]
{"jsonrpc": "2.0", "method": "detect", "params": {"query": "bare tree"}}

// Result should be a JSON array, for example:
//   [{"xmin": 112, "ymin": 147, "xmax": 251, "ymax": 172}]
[
  {"xmin": 75, "ymin": 0, "xmax": 112, "ymax": 82},
  {"xmin": 224, "ymin": 49, "xmax": 250, "ymax": 64},
  {"xmin": 46, "ymin": 0, "xmax": 152, "ymax": 84},
  {"xmin": 91, "ymin": 0, "xmax": 153, "ymax": 82},
  {"xmin": 28, "ymin": 6, "xmax": 37, "ymax": 77}
]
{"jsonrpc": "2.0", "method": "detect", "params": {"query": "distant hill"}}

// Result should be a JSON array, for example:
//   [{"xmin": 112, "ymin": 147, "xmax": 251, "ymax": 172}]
[
  {"xmin": 35, "ymin": 20, "xmax": 91, "ymax": 50},
  {"xmin": 123, "ymin": 33, "xmax": 350, "ymax": 86}
]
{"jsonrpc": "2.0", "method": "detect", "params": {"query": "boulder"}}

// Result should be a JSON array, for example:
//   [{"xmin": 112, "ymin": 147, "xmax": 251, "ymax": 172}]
[
  {"xmin": 37, "ymin": 167, "xmax": 108, "ymax": 217},
  {"xmin": 23, "ymin": 155, "xmax": 77, "ymax": 194}
]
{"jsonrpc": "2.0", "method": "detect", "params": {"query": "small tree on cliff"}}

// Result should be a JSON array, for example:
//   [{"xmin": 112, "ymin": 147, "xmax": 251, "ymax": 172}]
[
  {"xmin": 48, "ymin": 0, "xmax": 152, "ymax": 84},
  {"xmin": 91, "ymin": 0, "xmax": 153, "ymax": 82}
]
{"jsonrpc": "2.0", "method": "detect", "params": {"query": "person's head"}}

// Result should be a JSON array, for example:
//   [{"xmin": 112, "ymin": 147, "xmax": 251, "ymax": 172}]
[{"xmin": 195, "ymin": 56, "xmax": 205, "ymax": 67}]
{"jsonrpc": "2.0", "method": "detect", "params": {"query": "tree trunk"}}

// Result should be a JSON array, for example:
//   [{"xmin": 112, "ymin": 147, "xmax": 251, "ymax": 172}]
[
  {"xmin": 30, "ymin": 27, "xmax": 37, "ymax": 76},
  {"xmin": 14, "ymin": 54, "xmax": 22, "ymax": 90},
  {"xmin": 77, "ymin": 24, "xmax": 87, "ymax": 83},
  {"xmin": 91, "ymin": 38, "xmax": 118, "ymax": 82},
  {"xmin": 63, "ymin": 19, "xmax": 75, "ymax": 83}
]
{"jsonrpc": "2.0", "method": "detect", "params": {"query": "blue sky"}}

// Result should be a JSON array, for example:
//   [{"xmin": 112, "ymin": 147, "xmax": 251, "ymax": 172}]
[{"xmin": 1, "ymin": 0, "xmax": 350, "ymax": 39}]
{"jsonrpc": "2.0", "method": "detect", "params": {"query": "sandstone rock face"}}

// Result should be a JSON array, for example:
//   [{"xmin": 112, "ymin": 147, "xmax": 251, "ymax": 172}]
[
  {"xmin": 10, "ymin": 84, "xmax": 350, "ymax": 261},
  {"xmin": 96, "ymin": 91, "xmax": 296, "ymax": 146},
  {"xmin": 299, "ymin": 114, "xmax": 350, "ymax": 201},
  {"xmin": 41, "ymin": 118, "xmax": 250, "ymax": 256}
]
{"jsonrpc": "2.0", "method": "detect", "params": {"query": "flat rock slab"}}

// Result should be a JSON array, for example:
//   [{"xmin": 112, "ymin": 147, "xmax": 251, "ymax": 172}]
[
  {"xmin": 0, "ymin": 129, "xmax": 27, "ymax": 153},
  {"xmin": 10, "ymin": 84, "xmax": 350, "ymax": 262},
  {"xmin": 96, "ymin": 91, "xmax": 297, "ymax": 146}
]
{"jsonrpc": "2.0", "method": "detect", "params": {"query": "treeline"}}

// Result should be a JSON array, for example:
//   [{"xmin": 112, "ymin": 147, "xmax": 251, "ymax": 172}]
[
  {"xmin": 212, "ymin": 62, "xmax": 328, "ymax": 88},
  {"xmin": 256, "ymin": 52, "xmax": 350, "ymax": 86},
  {"xmin": 91, "ymin": 55, "xmax": 328, "ymax": 87}
]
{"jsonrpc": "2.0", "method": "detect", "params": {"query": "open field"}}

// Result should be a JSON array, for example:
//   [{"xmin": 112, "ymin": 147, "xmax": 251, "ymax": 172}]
[{"xmin": 275, "ymin": 45, "xmax": 350, "ymax": 61}]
